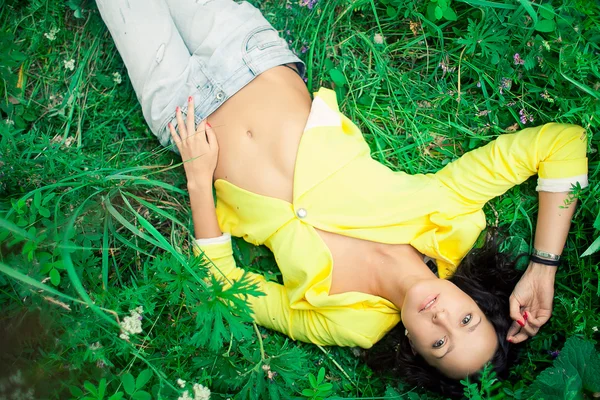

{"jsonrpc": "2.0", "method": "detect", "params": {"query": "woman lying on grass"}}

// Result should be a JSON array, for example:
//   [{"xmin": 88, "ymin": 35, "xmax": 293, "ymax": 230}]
[{"xmin": 98, "ymin": 0, "xmax": 589, "ymax": 396}]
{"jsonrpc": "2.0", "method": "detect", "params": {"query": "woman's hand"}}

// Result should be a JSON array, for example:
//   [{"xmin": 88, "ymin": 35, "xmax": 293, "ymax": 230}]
[
  {"xmin": 169, "ymin": 96, "xmax": 218, "ymax": 188},
  {"xmin": 506, "ymin": 261, "xmax": 556, "ymax": 344}
]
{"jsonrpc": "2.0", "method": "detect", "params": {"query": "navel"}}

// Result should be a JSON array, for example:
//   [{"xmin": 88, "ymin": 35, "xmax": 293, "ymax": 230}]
[{"xmin": 246, "ymin": 130, "xmax": 253, "ymax": 138}]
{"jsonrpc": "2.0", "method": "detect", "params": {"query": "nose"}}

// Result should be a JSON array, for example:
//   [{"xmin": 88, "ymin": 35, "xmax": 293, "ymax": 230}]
[{"xmin": 432, "ymin": 308, "xmax": 451, "ymax": 327}]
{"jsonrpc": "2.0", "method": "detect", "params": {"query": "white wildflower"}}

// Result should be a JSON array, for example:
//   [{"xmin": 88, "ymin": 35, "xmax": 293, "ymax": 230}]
[
  {"xmin": 44, "ymin": 27, "xmax": 60, "ymax": 41},
  {"xmin": 118, "ymin": 307, "xmax": 143, "ymax": 340},
  {"xmin": 113, "ymin": 72, "xmax": 122, "ymax": 84},
  {"xmin": 593, "ymin": 326, "xmax": 598, "ymax": 332},
  {"xmin": 178, "ymin": 390, "xmax": 194, "ymax": 400},
  {"xmin": 373, "ymin": 33, "xmax": 384, "ymax": 44},
  {"xmin": 63, "ymin": 59, "xmax": 75, "ymax": 71},
  {"xmin": 5, "ymin": 119, "xmax": 14, "ymax": 126},
  {"xmin": 89, "ymin": 342, "xmax": 102, "ymax": 350},
  {"xmin": 192, "ymin": 383, "xmax": 211, "ymax": 400},
  {"xmin": 177, "ymin": 378, "xmax": 186, "ymax": 388}
]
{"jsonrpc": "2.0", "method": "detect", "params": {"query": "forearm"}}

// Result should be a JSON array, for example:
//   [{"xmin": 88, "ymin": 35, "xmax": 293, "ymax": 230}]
[
  {"xmin": 534, "ymin": 191, "xmax": 577, "ymax": 256},
  {"xmin": 188, "ymin": 181, "xmax": 222, "ymax": 240},
  {"xmin": 529, "ymin": 191, "xmax": 577, "ymax": 277}
]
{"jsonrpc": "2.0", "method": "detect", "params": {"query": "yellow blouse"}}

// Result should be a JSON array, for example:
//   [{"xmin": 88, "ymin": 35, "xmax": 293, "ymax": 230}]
[{"xmin": 194, "ymin": 88, "xmax": 588, "ymax": 349}]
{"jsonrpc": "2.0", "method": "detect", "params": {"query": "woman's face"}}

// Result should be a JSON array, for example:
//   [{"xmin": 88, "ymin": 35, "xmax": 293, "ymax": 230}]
[{"xmin": 400, "ymin": 278, "xmax": 498, "ymax": 379}]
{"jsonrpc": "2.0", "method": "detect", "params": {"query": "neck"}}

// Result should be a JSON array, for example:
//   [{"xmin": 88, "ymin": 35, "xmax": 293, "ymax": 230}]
[{"xmin": 373, "ymin": 247, "xmax": 438, "ymax": 309}]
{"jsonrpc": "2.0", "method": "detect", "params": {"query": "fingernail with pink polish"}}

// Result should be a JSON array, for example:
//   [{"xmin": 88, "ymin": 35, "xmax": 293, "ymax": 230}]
[
  {"xmin": 507, "ymin": 338, "xmax": 513, "ymax": 343},
  {"xmin": 517, "ymin": 319, "xmax": 525, "ymax": 327},
  {"xmin": 176, "ymin": 106, "xmax": 180, "ymax": 112},
  {"xmin": 206, "ymin": 122, "xmax": 212, "ymax": 128},
  {"xmin": 188, "ymin": 96, "xmax": 192, "ymax": 102},
  {"xmin": 524, "ymin": 311, "xmax": 529, "ymax": 320}
]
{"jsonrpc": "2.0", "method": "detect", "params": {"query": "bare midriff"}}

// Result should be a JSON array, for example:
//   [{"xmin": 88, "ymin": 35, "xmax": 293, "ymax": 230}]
[
  {"xmin": 208, "ymin": 65, "xmax": 311, "ymax": 203},
  {"xmin": 206, "ymin": 65, "xmax": 419, "ymax": 298}
]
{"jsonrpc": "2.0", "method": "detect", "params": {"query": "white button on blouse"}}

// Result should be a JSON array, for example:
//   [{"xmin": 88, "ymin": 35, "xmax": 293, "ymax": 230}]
[{"xmin": 296, "ymin": 208, "xmax": 308, "ymax": 219}]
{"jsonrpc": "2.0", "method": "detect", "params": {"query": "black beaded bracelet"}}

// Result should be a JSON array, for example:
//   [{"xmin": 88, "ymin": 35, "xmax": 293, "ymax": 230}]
[{"xmin": 530, "ymin": 255, "xmax": 560, "ymax": 267}]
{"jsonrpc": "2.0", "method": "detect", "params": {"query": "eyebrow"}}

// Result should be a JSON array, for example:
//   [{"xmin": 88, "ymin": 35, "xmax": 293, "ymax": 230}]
[{"xmin": 436, "ymin": 318, "xmax": 483, "ymax": 359}]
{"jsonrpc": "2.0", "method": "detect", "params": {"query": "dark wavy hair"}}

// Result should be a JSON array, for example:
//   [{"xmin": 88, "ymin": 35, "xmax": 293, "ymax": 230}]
[{"xmin": 366, "ymin": 236, "xmax": 524, "ymax": 398}]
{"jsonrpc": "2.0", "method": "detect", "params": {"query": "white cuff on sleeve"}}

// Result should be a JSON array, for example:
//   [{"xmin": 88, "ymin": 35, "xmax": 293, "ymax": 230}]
[
  {"xmin": 194, "ymin": 232, "xmax": 231, "ymax": 246},
  {"xmin": 536, "ymin": 174, "xmax": 588, "ymax": 192}
]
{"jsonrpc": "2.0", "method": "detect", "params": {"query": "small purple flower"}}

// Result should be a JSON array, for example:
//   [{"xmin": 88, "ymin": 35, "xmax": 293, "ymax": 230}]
[
  {"xmin": 476, "ymin": 81, "xmax": 481, "ymax": 88},
  {"xmin": 286, "ymin": 30, "xmax": 291, "ymax": 35},
  {"xmin": 300, "ymin": 45, "xmax": 309, "ymax": 54},
  {"xmin": 303, "ymin": 77, "xmax": 308, "ymax": 83},
  {"xmin": 513, "ymin": 53, "xmax": 525, "ymax": 65},
  {"xmin": 519, "ymin": 109, "xmax": 527, "ymax": 124},
  {"xmin": 300, "ymin": 0, "xmax": 319, "ymax": 9},
  {"xmin": 548, "ymin": 350, "xmax": 560, "ymax": 359},
  {"xmin": 499, "ymin": 77, "xmax": 512, "ymax": 94}
]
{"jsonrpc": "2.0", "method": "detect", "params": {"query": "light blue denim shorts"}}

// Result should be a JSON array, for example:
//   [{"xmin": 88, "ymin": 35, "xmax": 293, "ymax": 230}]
[{"xmin": 98, "ymin": 0, "xmax": 305, "ymax": 148}]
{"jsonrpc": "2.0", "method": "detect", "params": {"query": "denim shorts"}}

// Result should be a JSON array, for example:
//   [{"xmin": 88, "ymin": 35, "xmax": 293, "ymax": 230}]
[{"xmin": 97, "ymin": 0, "xmax": 305, "ymax": 149}]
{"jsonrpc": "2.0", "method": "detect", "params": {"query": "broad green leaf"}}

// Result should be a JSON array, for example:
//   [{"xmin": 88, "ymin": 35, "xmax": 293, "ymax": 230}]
[
  {"xmin": 70, "ymin": 386, "xmax": 84, "ymax": 397},
  {"xmin": 317, "ymin": 367, "xmax": 325, "ymax": 385},
  {"xmin": 97, "ymin": 378, "xmax": 107, "ymax": 398},
  {"xmin": 527, "ymin": 337, "xmax": 600, "ymax": 398},
  {"xmin": 329, "ymin": 69, "xmax": 346, "ymax": 87},
  {"xmin": 534, "ymin": 19, "xmax": 556, "ymax": 32},
  {"xmin": 443, "ymin": 6, "xmax": 458, "ymax": 21},
  {"xmin": 108, "ymin": 393, "xmax": 124, "ymax": 400},
  {"xmin": 49, "ymin": 269, "xmax": 60, "ymax": 286},
  {"xmin": 308, "ymin": 373, "xmax": 317, "ymax": 388},
  {"xmin": 434, "ymin": 5, "xmax": 444, "ymax": 19},
  {"xmin": 33, "ymin": 191, "xmax": 41, "ymax": 209},
  {"xmin": 83, "ymin": 381, "xmax": 97, "ymax": 396},
  {"xmin": 135, "ymin": 369, "xmax": 152, "ymax": 390},
  {"xmin": 131, "ymin": 391, "xmax": 151, "ymax": 400},
  {"xmin": 539, "ymin": 4, "xmax": 555, "ymax": 19},
  {"xmin": 122, "ymin": 373, "xmax": 135, "ymax": 395},
  {"xmin": 386, "ymin": 6, "xmax": 396, "ymax": 18}
]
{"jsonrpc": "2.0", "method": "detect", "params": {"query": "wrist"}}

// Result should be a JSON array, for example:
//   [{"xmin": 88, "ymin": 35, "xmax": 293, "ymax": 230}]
[
  {"xmin": 527, "ymin": 261, "xmax": 558, "ymax": 278},
  {"xmin": 187, "ymin": 179, "xmax": 213, "ymax": 193}
]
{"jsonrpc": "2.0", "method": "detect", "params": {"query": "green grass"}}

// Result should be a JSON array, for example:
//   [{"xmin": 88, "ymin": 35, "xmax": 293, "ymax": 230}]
[{"xmin": 0, "ymin": 0, "xmax": 599, "ymax": 398}]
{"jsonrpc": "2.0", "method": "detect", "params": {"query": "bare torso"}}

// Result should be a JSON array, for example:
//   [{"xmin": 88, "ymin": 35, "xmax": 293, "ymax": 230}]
[{"xmin": 207, "ymin": 65, "xmax": 420, "ymax": 297}]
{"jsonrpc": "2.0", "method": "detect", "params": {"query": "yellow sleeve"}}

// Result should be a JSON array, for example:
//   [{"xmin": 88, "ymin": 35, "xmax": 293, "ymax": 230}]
[
  {"xmin": 434, "ymin": 123, "xmax": 588, "ymax": 209},
  {"xmin": 193, "ymin": 238, "xmax": 345, "ymax": 347}
]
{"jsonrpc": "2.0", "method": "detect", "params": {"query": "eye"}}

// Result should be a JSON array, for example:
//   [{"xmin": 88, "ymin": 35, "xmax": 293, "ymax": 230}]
[
  {"xmin": 462, "ymin": 313, "xmax": 472, "ymax": 325},
  {"xmin": 432, "ymin": 337, "xmax": 446, "ymax": 348}
]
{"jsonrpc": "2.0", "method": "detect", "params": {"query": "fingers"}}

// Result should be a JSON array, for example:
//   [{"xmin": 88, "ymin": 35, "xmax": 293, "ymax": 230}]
[
  {"xmin": 525, "ymin": 310, "xmax": 551, "ymax": 329},
  {"xmin": 509, "ymin": 332, "xmax": 530, "ymax": 344},
  {"xmin": 509, "ymin": 294, "xmax": 526, "ymax": 326},
  {"xmin": 187, "ymin": 96, "xmax": 195, "ymax": 135},
  {"xmin": 175, "ymin": 105, "xmax": 187, "ymax": 141},
  {"xmin": 506, "ymin": 320, "xmax": 521, "ymax": 340},
  {"xmin": 168, "ymin": 122, "xmax": 181, "ymax": 148},
  {"xmin": 205, "ymin": 122, "xmax": 218, "ymax": 149}
]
